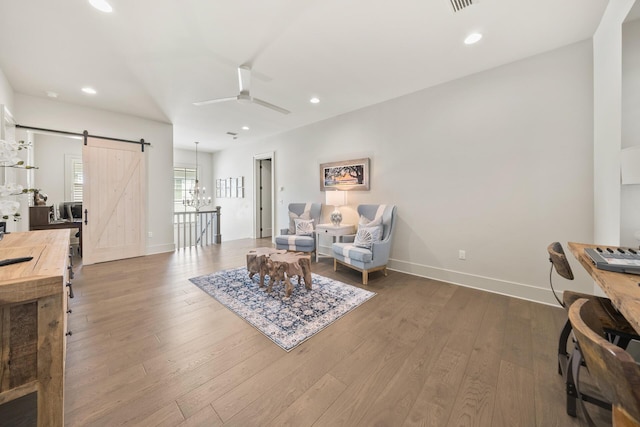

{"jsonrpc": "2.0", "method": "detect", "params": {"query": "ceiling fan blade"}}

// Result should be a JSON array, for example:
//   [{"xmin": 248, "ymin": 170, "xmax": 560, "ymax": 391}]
[
  {"xmin": 192, "ymin": 96, "xmax": 238, "ymax": 106},
  {"xmin": 238, "ymin": 66, "xmax": 251, "ymax": 94},
  {"xmin": 252, "ymin": 97, "xmax": 290, "ymax": 115}
]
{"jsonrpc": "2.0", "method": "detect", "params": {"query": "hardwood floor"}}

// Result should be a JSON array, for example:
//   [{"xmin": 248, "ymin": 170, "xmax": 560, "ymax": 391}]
[{"xmin": 64, "ymin": 238, "xmax": 610, "ymax": 426}]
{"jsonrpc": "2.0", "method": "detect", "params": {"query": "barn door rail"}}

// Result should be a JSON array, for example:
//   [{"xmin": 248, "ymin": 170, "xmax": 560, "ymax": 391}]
[{"xmin": 15, "ymin": 124, "xmax": 150, "ymax": 152}]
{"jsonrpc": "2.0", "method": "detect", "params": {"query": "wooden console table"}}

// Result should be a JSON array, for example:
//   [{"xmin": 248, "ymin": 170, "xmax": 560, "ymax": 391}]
[
  {"xmin": 29, "ymin": 206, "xmax": 82, "ymax": 256},
  {"xmin": 568, "ymin": 242, "xmax": 640, "ymax": 334},
  {"xmin": 0, "ymin": 230, "xmax": 71, "ymax": 426}
]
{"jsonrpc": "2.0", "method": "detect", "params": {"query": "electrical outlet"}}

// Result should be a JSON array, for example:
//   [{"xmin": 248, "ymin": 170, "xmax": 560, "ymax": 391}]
[
  {"xmin": 458, "ymin": 250, "xmax": 466, "ymax": 260},
  {"xmin": 148, "ymin": 231, "xmax": 153, "ymax": 238}
]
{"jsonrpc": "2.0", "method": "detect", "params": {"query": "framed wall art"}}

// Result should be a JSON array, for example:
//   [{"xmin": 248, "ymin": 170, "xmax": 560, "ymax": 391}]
[
  {"xmin": 215, "ymin": 176, "xmax": 245, "ymax": 198},
  {"xmin": 320, "ymin": 157, "xmax": 370, "ymax": 191}
]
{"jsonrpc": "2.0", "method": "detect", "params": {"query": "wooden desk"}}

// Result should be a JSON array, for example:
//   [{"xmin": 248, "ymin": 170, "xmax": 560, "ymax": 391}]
[
  {"xmin": 30, "ymin": 220, "xmax": 82, "ymax": 255},
  {"xmin": 0, "ymin": 230, "xmax": 71, "ymax": 426},
  {"xmin": 568, "ymin": 242, "xmax": 640, "ymax": 334}
]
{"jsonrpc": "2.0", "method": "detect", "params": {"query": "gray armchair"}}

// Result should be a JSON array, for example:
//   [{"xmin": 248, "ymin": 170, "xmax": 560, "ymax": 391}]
[
  {"xmin": 332, "ymin": 204, "xmax": 397, "ymax": 285},
  {"xmin": 275, "ymin": 203, "xmax": 322, "ymax": 254}
]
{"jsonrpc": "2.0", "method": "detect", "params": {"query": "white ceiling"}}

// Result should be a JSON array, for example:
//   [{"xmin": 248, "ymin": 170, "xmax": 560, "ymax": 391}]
[{"xmin": 0, "ymin": 0, "xmax": 609, "ymax": 152}]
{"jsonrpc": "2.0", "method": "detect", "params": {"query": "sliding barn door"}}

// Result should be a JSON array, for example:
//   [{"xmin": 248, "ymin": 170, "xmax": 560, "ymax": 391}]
[{"xmin": 82, "ymin": 137, "xmax": 146, "ymax": 265}]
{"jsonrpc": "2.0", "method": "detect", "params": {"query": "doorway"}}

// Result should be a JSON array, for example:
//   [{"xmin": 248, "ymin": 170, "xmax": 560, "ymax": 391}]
[{"xmin": 254, "ymin": 152, "xmax": 274, "ymax": 239}]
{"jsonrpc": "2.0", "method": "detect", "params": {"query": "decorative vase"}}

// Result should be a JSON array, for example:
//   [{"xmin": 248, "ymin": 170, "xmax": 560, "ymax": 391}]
[{"xmin": 330, "ymin": 208, "xmax": 342, "ymax": 226}]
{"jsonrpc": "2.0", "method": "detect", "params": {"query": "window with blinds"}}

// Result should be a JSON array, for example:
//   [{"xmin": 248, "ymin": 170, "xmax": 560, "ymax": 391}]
[
  {"xmin": 174, "ymin": 167, "xmax": 196, "ymax": 212},
  {"xmin": 64, "ymin": 155, "xmax": 83, "ymax": 202},
  {"xmin": 71, "ymin": 158, "xmax": 83, "ymax": 202}
]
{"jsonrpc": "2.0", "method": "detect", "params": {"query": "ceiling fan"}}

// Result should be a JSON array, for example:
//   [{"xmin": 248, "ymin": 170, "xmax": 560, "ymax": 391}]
[{"xmin": 193, "ymin": 65, "xmax": 290, "ymax": 114}]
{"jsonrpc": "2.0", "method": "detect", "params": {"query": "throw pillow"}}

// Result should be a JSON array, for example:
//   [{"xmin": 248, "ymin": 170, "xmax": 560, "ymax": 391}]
[
  {"xmin": 289, "ymin": 210, "xmax": 311, "ymax": 234},
  {"xmin": 294, "ymin": 218, "xmax": 315, "ymax": 236},
  {"xmin": 359, "ymin": 215, "xmax": 382, "ymax": 228},
  {"xmin": 354, "ymin": 225, "xmax": 382, "ymax": 249}
]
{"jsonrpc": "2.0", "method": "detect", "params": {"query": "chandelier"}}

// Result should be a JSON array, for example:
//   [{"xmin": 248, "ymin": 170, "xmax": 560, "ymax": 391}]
[{"xmin": 183, "ymin": 141, "xmax": 211, "ymax": 211}]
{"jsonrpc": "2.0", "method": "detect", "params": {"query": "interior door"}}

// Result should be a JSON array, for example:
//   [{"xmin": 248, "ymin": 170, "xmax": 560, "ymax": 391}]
[
  {"xmin": 82, "ymin": 137, "xmax": 146, "ymax": 265},
  {"xmin": 260, "ymin": 159, "xmax": 272, "ymax": 237}
]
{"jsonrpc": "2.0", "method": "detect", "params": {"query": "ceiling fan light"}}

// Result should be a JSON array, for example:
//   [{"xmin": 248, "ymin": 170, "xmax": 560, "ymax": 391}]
[{"xmin": 88, "ymin": 0, "xmax": 113, "ymax": 13}]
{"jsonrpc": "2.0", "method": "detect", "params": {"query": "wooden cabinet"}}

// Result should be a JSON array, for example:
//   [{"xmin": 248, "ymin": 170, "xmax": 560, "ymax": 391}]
[
  {"xmin": 0, "ymin": 230, "xmax": 71, "ymax": 427},
  {"xmin": 29, "ymin": 205, "xmax": 52, "ymax": 228}
]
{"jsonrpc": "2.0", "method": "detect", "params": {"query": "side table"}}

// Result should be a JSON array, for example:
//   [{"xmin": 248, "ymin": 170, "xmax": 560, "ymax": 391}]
[{"xmin": 315, "ymin": 223, "xmax": 356, "ymax": 262}]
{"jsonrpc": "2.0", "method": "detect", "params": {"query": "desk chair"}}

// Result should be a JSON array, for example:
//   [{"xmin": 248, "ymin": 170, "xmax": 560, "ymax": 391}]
[
  {"xmin": 568, "ymin": 298, "xmax": 640, "ymax": 426},
  {"xmin": 547, "ymin": 242, "xmax": 639, "ymax": 417}
]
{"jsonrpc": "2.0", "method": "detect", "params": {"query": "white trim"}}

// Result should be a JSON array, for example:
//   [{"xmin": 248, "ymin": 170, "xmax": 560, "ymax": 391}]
[
  {"xmin": 253, "ymin": 151, "xmax": 275, "ymax": 242},
  {"xmin": 146, "ymin": 242, "xmax": 176, "ymax": 255},
  {"xmin": 387, "ymin": 258, "xmax": 562, "ymax": 306}
]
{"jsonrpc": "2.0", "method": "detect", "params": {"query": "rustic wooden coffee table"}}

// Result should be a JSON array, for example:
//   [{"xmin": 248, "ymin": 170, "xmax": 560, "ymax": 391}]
[
  {"xmin": 246, "ymin": 247, "xmax": 286, "ymax": 287},
  {"xmin": 266, "ymin": 252, "xmax": 312, "ymax": 297}
]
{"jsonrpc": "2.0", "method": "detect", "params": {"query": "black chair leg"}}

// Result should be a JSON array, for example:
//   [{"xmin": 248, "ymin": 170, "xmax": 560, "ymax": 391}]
[
  {"xmin": 558, "ymin": 319, "xmax": 572, "ymax": 375},
  {"xmin": 565, "ymin": 349, "xmax": 578, "ymax": 417}
]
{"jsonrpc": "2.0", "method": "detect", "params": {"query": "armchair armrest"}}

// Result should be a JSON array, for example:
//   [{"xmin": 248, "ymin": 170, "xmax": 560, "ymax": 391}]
[
  {"xmin": 371, "ymin": 239, "xmax": 391, "ymax": 262},
  {"xmin": 280, "ymin": 228, "xmax": 291, "ymax": 235}
]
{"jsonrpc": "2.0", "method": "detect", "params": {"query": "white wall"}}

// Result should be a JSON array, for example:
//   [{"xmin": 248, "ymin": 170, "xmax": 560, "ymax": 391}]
[
  {"xmin": 0, "ymin": 70, "xmax": 24, "ymax": 232},
  {"xmin": 621, "ymin": 17, "xmax": 640, "ymax": 247},
  {"xmin": 31, "ymin": 133, "xmax": 82, "ymax": 207},
  {"xmin": 211, "ymin": 144, "xmax": 263, "ymax": 241},
  {"xmin": 0, "ymin": 68, "xmax": 13, "ymax": 110},
  {"xmin": 214, "ymin": 40, "xmax": 596, "ymax": 304},
  {"xmin": 593, "ymin": 0, "xmax": 636, "ymax": 246},
  {"xmin": 14, "ymin": 94, "xmax": 175, "ymax": 255}
]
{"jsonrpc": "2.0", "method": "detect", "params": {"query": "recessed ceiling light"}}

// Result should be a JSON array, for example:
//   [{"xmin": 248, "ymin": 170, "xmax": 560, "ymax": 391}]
[
  {"xmin": 88, "ymin": 0, "xmax": 113, "ymax": 13},
  {"xmin": 464, "ymin": 33, "xmax": 483, "ymax": 45},
  {"xmin": 82, "ymin": 87, "xmax": 97, "ymax": 95},
  {"xmin": 310, "ymin": 97, "xmax": 320, "ymax": 104},
  {"xmin": 46, "ymin": 91, "xmax": 58, "ymax": 98},
  {"xmin": 241, "ymin": 126, "xmax": 250, "ymax": 131}
]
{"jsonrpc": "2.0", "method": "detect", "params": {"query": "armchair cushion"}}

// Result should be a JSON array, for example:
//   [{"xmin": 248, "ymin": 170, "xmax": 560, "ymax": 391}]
[
  {"xmin": 333, "ymin": 243, "xmax": 373, "ymax": 263},
  {"xmin": 276, "ymin": 234, "xmax": 315, "ymax": 251}
]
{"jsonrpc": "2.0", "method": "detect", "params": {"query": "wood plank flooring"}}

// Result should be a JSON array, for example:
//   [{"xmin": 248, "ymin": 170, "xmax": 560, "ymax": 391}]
[{"xmin": 64, "ymin": 238, "xmax": 610, "ymax": 426}]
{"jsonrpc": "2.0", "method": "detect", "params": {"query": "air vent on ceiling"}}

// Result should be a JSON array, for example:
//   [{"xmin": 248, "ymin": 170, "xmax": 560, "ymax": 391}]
[
  {"xmin": 226, "ymin": 132, "xmax": 238, "ymax": 136},
  {"xmin": 449, "ymin": 0, "xmax": 475, "ymax": 13}
]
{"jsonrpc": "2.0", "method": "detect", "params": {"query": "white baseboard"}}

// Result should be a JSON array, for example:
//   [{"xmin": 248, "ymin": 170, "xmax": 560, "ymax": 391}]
[
  {"xmin": 146, "ymin": 243, "xmax": 176, "ymax": 255},
  {"xmin": 387, "ymin": 258, "xmax": 562, "ymax": 307}
]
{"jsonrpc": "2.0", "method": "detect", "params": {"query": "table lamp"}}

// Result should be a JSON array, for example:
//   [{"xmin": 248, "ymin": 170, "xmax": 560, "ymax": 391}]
[{"xmin": 325, "ymin": 190, "xmax": 346, "ymax": 226}]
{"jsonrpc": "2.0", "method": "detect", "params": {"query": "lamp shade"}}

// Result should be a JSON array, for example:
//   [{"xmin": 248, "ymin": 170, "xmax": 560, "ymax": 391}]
[
  {"xmin": 326, "ymin": 190, "xmax": 346, "ymax": 207},
  {"xmin": 621, "ymin": 146, "xmax": 640, "ymax": 185}
]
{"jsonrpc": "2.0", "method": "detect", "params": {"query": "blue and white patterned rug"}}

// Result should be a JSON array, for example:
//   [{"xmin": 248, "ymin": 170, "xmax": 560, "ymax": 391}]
[{"xmin": 189, "ymin": 266, "xmax": 376, "ymax": 351}]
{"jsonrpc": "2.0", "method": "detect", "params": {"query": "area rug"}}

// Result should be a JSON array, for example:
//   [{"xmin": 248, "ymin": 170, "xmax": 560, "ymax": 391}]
[{"xmin": 189, "ymin": 266, "xmax": 376, "ymax": 351}]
